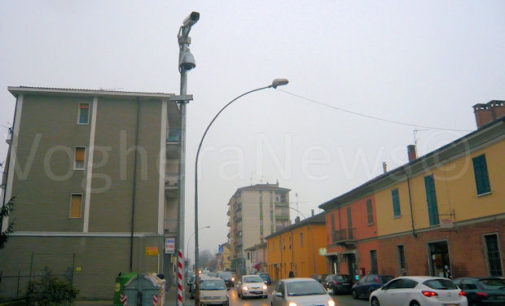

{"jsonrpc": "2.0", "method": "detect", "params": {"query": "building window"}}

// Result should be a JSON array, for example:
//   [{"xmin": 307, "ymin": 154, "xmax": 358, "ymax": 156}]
[
  {"xmin": 300, "ymin": 232, "xmax": 303, "ymax": 247},
  {"xmin": 74, "ymin": 147, "xmax": 86, "ymax": 170},
  {"xmin": 397, "ymin": 245, "xmax": 406, "ymax": 270},
  {"xmin": 392, "ymin": 188, "xmax": 401, "ymax": 217},
  {"xmin": 347, "ymin": 207, "xmax": 353, "ymax": 239},
  {"xmin": 78, "ymin": 103, "xmax": 90, "ymax": 124},
  {"xmin": 70, "ymin": 194, "xmax": 82, "ymax": 218},
  {"xmin": 473, "ymin": 154, "xmax": 491, "ymax": 195},
  {"xmin": 424, "ymin": 175, "xmax": 440, "ymax": 226},
  {"xmin": 484, "ymin": 234, "xmax": 503, "ymax": 276},
  {"xmin": 370, "ymin": 250, "xmax": 378, "ymax": 274},
  {"xmin": 366, "ymin": 199, "xmax": 374, "ymax": 225}
]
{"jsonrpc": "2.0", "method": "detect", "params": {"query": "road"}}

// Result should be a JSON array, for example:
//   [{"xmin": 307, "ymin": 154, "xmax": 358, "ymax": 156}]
[{"xmin": 225, "ymin": 287, "xmax": 369, "ymax": 306}]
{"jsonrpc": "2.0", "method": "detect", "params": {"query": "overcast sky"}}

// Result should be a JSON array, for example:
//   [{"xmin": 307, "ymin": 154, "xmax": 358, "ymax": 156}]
[{"xmin": 1, "ymin": 1, "xmax": 504, "ymax": 260}]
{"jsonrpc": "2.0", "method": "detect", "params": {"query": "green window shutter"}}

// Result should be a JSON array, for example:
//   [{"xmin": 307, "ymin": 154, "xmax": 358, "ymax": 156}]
[
  {"xmin": 392, "ymin": 188, "xmax": 401, "ymax": 217},
  {"xmin": 424, "ymin": 175, "xmax": 440, "ymax": 226},
  {"xmin": 366, "ymin": 199, "xmax": 374, "ymax": 225},
  {"xmin": 472, "ymin": 155, "xmax": 491, "ymax": 195}
]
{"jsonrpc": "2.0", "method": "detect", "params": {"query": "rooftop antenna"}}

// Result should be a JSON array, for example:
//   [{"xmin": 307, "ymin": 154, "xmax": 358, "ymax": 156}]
[{"xmin": 413, "ymin": 129, "xmax": 428, "ymax": 146}]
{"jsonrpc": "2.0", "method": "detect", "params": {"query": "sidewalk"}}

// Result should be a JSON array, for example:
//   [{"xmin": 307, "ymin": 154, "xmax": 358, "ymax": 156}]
[{"xmin": 164, "ymin": 285, "xmax": 192, "ymax": 306}]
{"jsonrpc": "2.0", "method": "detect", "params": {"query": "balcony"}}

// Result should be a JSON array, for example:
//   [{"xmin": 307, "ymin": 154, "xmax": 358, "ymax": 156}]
[
  {"xmin": 276, "ymin": 214, "xmax": 289, "ymax": 221},
  {"xmin": 166, "ymin": 129, "xmax": 181, "ymax": 144},
  {"xmin": 332, "ymin": 228, "xmax": 356, "ymax": 247},
  {"xmin": 275, "ymin": 201, "xmax": 289, "ymax": 207},
  {"xmin": 234, "ymin": 213, "xmax": 242, "ymax": 222},
  {"xmin": 165, "ymin": 175, "xmax": 179, "ymax": 190}
]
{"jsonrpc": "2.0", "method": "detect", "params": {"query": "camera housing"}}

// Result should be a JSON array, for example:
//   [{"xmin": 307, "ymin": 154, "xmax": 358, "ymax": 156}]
[{"xmin": 183, "ymin": 11, "xmax": 200, "ymax": 28}]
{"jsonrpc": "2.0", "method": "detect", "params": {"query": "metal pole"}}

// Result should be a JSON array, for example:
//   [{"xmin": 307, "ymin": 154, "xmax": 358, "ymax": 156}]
[
  {"xmin": 194, "ymin": 84, "xmax": 276, "ymax": 305},
  {"xmin": 176, "ymin": 65, "xmax": 188, "ymax": 306}
]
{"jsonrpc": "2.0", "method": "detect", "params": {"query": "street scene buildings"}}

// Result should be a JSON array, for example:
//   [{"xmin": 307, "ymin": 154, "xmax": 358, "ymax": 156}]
[
  {"xmin": 227, "ymin": 183, "xmax": 291, "ymax": 274},
  {"xmin": 0, "ymin": 87, "xmax": 186, "ymax": 298}
]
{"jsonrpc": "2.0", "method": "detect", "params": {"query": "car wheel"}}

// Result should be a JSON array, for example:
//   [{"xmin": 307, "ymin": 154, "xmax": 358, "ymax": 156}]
[
  {"xmin": 352, "ymin": 289, "xmax": 358, "ymax": 299},
  {"xmin": 409, "ymin": 301, "xmax": 420, "ymax": 306},
  {"xmin": 371, "ymin": 297, "xmax": 380, "ymax": 306}
]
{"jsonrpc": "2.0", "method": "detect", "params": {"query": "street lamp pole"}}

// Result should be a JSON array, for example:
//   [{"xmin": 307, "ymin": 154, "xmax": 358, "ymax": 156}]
[
  {"xmin": 177, "ymin": 11, "xmax": 199, "ymax": 306},
  {"xmin": 186, "ymin": 225, "xmax": 211, "ymax": 267},
  {"xmin": 194, "ymin": 79, "xmax": 288, "ymax": 305}
]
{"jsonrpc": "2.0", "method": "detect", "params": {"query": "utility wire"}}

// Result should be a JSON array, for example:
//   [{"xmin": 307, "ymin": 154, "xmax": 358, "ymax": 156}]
[{"xmin": 278, "ymin": 89, "xmax": 471, "ymax": 132}]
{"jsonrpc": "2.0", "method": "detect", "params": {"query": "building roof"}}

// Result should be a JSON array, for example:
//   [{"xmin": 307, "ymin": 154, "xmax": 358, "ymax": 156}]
[
  {"xmin": 264, "ymin": 212, "xmax": 326, "ymax": 240},
  {"xmin": 244, "ymin": 242, "xmax": 267, "ymax": 252},
  {"xmin": 8, "ymin": 86, "xmax": 192, "ymax": 102},
  {"xmin": 319, "ymin": 117, "xmax": 505, "ymax": 211}
]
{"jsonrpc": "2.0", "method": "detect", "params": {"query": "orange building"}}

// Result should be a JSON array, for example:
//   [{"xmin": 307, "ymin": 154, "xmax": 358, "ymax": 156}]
[
  {"xmin": 320, "ymin": 195, "xmax": 378, "ymax": 278},
  {"xmin": 266, "ymin": 213, "xmax": 327, "ymax": 280}
]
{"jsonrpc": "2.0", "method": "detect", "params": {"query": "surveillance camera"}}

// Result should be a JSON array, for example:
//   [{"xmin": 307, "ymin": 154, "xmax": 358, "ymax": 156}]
[
  {"xmin": 183, "ymin": 11, "xmax": 200, "ymax": 27},
  {"xmin": 179, "ymin": 51, "xmax": 196, "ymax": 70}
]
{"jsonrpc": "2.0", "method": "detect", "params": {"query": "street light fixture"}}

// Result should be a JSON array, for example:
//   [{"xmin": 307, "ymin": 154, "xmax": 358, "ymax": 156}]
[
  {"xmin": 186, "ymin": 225, "xmax": 211, "ymax": 266},
  {"xmin": 194, "ymin": 79, "xmax": 289, "ymax": 305}
]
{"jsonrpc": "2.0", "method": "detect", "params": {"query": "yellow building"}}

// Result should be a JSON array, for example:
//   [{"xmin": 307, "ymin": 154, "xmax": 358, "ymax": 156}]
[
  {"xmin": 266, "ymin": 214, "xmax": 327, "ymax": 280},
  {"xmin": 370, "ymin": 112, "xmax": 505, "ymax": 277},
  {"xmin": 217, "ymin": 243, "xmax": 231, "ymax": 271}
]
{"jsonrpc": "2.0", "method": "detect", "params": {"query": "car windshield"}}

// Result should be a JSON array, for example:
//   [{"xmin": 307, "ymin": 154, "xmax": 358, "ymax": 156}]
[
  {"xmin": 424, "ymin": 279, "xmax": 458, "ymax": 290},
  {"xmin": 207, "ymin": 272, "xmax": 218, "ymax": 277},
  {"xmin": 200, "ymin": 280, "xmax": 226, "ymax": 290},
  {"xmin": 479, "ymin": 279, "xmax": 505, "ymax": 289},
  {"xmin": 218, "ymin": 272, "xmax": 233, "ymax": 279},
  {"xmin": 244, "ymin": 276, "xmax": 263, "ymax": 283},
  {"xmin": 287, "ymin": 281, "xmax": 327, "ymax": 296},
  {"xmin": 258, "ymin": 273, "xmax": 269, "ymax": 279}
]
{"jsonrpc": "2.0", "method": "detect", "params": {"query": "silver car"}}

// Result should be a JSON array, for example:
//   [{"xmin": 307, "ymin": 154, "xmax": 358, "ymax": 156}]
[{"xmin": 271, "ymin": 278, "xmax": 336, "ymax": 306}]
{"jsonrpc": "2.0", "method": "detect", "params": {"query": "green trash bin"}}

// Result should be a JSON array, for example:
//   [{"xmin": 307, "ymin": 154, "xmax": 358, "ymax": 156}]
[
  {"xmin": 113, "ymin": 272, "xmax": 137, "ymax": 305},
  {"xmin": 123, "ymin": 273, "xmax": 166, "ymax": 306}
]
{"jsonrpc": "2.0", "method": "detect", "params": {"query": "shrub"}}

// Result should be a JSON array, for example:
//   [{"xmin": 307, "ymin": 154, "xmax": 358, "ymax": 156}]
[{"xmin": 25, "ymin": 267, "xmax": 79, "ymax": 305}]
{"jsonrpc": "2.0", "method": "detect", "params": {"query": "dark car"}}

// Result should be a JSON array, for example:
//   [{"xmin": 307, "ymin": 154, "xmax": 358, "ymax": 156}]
[
  {"xmin": 324, "ymin": 274, "xmax": 354, "ymax": 295},
  {"xmin": 257, "ymin": 272, "xmax": 272, "ymax": 285},
  {"xmin": 311, "ymin": 273, "xmax": 328, "ymax": 284},
  {"xmin": 454, "ymin": 277, "xmax": 505, "ymax": 305},
  {"xmin": 218, "ymin": 271, "xmax": 235, "ymax": 288},
  {"xmin": 351, "ymin": 274, "xmax": 394, "ymax": 299}
]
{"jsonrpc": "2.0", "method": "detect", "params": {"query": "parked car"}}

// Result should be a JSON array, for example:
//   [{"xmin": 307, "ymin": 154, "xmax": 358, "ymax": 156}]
[
  {"xmin": 217, "ymin": 271, "xmax": 235, "ymax": 288},
  {"xmin": 370, "ymin": 276, "xmax": 467, "ymax": 306},
  {"xmin": 237, "ymin": 274, "xmax": 268, "ymax": 299},
  {"xmin": 453, "ymin": 277, "xmax": 505, "ymax": 305},
  {"xmin": 199, "ymin": 277, "xmax": 229, "ymax": 305},
  {"xmin": 271, "ymin": 278, "xmax": 335, "ymax": 306},
  {"xmin": 324, "ymin": 274, "xmax": 354, "ymax": 295},
  {"xmin": 257, "ymin": 272, "xmax": 272, "ymax": 285},
  {"xmin": 352, "ymin": 274, "xmax": 394, "ymax": 299},
  {"xmin": 311, "ymin": 273, "xmax": 329, "ymax": 284}
]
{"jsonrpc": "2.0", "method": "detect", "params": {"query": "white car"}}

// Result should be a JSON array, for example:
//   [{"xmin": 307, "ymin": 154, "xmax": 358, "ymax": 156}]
[
  {"xmin": 199, "ymin": 277, "xmax": 229, "ymax": 305},
  {"xmin": 237, "ymin": 274, "xmax": 268, "ymax": 299},
  {"xmin": 271, "ymin": 278, "xmax": 335, "ymax": 306},
  {"xmin": 369, "ymin": 276, "xmax": 468, "ymax": 306}
]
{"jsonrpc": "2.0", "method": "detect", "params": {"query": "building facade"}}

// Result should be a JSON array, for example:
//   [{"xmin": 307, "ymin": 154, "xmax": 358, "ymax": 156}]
[
  {"xmin": 266, "ymin": 213, "xmax": 327, "ymax": 280},
  {"xmin": 227, "ymin": 183, "xmax": 290, "ymax": 274},
  {"xmin": 0, "ymin": 87, "xmax": 188, "ymax": 299},
  {"xmin": 244, "ymin": 242, "xmax": 267, "ymax": 274},
  {"xmin": 320, "ymin": 102, "xmax": 505, "ymax": 280},
  {"xmin": 216, "ymin": 242, "xmax": 231, "ymax": 271}
]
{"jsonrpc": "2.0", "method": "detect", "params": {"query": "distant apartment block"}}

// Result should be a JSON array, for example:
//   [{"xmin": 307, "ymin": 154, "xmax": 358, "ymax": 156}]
[
  {"xmin": 227, "ymin": 183, "xmax": 290, "ymax": 274},
  {"xmin": 0, "ymin": 87, "xmax": 189, "ymax": 299}
]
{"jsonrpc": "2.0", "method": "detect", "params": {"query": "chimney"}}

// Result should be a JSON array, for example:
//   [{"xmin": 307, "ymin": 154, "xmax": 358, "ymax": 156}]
[
  {"xmin": 382, "ymin": 162, "xmax": 388, "ymax": 174},
  {"xmin": 295, "ymin": 216, "xmax": 301, "ymax": 223},
  {"xmin": 474, "ymin": 101, "xmax": 505, "ymax": 128},
  {"xmin": 311, "ymin": 209, "xmax": 314, "ymax": 216},
  {"xmin": 407, "ymin": 145, "xmax": 417, "ymax": 162}
]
